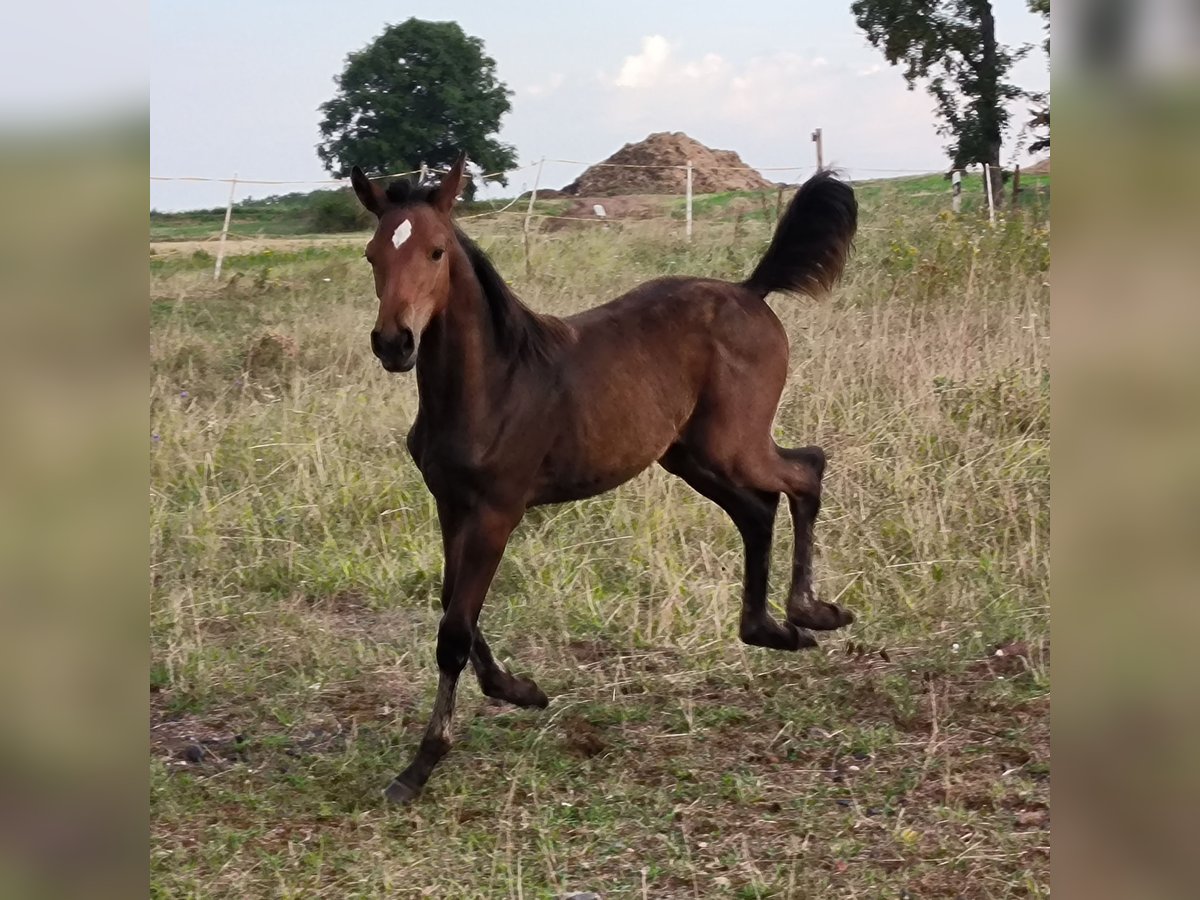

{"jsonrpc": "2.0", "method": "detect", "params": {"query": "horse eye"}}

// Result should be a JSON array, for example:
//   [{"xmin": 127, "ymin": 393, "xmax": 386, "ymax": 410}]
[{"xmin": 431, "ymin": 248, "xmax": 445, "ymax": 261}]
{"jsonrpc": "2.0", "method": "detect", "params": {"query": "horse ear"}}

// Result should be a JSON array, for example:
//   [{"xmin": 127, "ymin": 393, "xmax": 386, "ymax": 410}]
[
  {"xmin": 350, "ymin": 166, "xmax": 384, "ymax": 216},
  {"xmin": 433, "ymin": 152, "xmax": 467, "ymax": 214}
]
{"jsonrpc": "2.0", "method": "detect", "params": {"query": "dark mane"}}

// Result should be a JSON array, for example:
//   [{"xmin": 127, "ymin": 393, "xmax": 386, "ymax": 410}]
[
  {"xmin": 385, "ymin": 175, "xmax": 569, "ymax": 362},
  {"xmin": 451, "ymin": 226, "xmax": 570, "ymax": 361},
  {"xmin": 384, "ymin": 179, "xmax": 438, "ymax": 206}
]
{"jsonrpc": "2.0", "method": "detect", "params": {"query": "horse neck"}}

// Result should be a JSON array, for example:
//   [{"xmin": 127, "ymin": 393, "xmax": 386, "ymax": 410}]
[{"xmin": 413, "ymin": 246, "xmax": 520, "ymax": 428}]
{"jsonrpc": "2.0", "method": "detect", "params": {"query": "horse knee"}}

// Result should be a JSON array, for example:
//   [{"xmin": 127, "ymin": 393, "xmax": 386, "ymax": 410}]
[
  {"xmin": 797, "ymin": 446, "xmax": 826, "ymax": 479},
  {"xmin": 436, "ymin": 616, "xmax": 472, "ymax": 675},
  {"xmin": 779, "ymin": 445, "xmax": 826, "ymax": 480},
  {"xmin": 789, "ymin": 488, "xmax": 821, "ymax": 521}
]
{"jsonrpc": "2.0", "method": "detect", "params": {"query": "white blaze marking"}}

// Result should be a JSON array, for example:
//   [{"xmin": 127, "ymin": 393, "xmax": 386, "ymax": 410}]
[{"xmin": 391, "ymin": 219, "xmax": 413, "ymax": 249}]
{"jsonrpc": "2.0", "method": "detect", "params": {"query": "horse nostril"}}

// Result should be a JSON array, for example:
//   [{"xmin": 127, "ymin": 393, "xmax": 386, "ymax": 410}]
[
  {"xmin": 397, "ymin": 328, "xmax": 415, "ymax": 357},
  {"xmin": 370, "ymin": 329, "xmax": 383, "ymax": 357}
]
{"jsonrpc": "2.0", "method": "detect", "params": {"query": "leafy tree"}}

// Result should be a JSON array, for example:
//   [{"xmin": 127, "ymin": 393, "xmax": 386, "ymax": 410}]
[
  {"xmin": 1025, "ymin": 0, "xmax": 1050, "ymax": 153},
  {"xmin": 317, "ymin": 18, "xmax": 516, "ymax": 197},
  {"xmin": 852, "ymin": 0, "xmax": 1027, "ymax": 174},
  {"xmin": 1029, "ymin": 0, "xmax": 1049, "ymax": 55}
]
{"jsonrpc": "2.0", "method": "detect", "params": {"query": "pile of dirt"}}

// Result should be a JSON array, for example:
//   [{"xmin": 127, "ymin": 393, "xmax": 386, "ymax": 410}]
[
  {"xmin": 562, "ymin": 132, "xmax": 775, "ymax": 197},
  {"xmin": 1026, "ymin": 156, "xmax": 1050, "ymax": 175}
]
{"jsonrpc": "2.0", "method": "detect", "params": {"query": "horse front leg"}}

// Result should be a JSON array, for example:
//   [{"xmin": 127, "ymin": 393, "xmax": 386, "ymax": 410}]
[
  {"xmin": 384, "ymin": 502, "xmax": 522, "ymax": 805},
  {"xmin": 471, "ymin": 636, "xmax": 549, "ymax": 709},
  {"xmin": 437, "ymin": 500, "xmax": 548, "ymax": 709}
]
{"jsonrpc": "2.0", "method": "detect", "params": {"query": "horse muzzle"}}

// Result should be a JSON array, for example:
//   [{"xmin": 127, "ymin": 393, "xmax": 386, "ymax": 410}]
[{"xmin": 371, "ymin": 327, "xmax": 417, "ymax": 373}]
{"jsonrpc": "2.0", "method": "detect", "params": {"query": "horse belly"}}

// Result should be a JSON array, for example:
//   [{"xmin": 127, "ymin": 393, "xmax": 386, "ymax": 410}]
[
  {"xmin": 531, "ymin": 376, "xmax": 694, "ymax": 505},
  {"xmin": 531, "ymin": 441, "xmax": 668, "ymax": 505}
]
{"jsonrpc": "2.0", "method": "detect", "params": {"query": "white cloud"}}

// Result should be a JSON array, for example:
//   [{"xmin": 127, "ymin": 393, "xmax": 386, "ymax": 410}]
[
  {"xmin": 603, "ymin": 38, "xmax": 836, "ymax": 114},
  {"xmin": 613, "ymin": 35, "xmax": 674, "ymax": 88},
  {"xmin": 608, "ymin": 36, "xmax": 729, "ymax": 90},
  {"xmin": 590, "ymin": 36, "xmax": 947, "ymax": 172},
  {"xmin": 526, "ymin": 72, "xmax": 565, "ymax": 97}
]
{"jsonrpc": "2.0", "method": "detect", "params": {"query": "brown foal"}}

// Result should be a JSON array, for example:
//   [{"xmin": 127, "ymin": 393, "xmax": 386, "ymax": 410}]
[{"xmin": 349, "ymin": 154, "xmax": 859, "ymax": 804}]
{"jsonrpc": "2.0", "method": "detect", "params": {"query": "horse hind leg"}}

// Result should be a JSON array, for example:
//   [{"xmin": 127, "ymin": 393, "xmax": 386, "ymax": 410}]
[
  {"xmin": 659, "ymin": 445, "xmax": 817, "ymax": 652},
  {"xmin": 778, "ymin": 446, "xmax": 856, "ymax": 632}
]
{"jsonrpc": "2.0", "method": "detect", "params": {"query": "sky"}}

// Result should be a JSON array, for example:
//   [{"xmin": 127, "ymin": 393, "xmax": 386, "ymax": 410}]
[{"xmin": 150, "ymin": 0, "xmax": 1049, "ymax": 211}]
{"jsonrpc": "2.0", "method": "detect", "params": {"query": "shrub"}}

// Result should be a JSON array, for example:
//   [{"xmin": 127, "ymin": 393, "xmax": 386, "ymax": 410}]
[{"xmin": 305, "ymin": 189, "xmax": 372, "ymax": 233}]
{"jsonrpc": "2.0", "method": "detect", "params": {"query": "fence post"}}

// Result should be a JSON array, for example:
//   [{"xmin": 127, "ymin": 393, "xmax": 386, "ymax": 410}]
[
  {"xmin": 1010, "ymin": 164, "xmax": 1022, "ymax": 211},
  {"xmin": 952, "ymin": 169, "xmax": 963, "ymax": 214},
  {"xmin": 522, "ymin": 157, "xmax": 545, "ymax": 277},
  {"xmin": 214, "ymin": 172, "xmax": 238, "ymax": 280},
  {"xmin": 812, "ymin": 127, "xmax": 824, "ymax": 170},
  {"xmin": 420, "ymin": 161, "xmax": 429, "ymax": 183},
  {"xmin": 685, "ymin": 160, "xmax": 693, "ymax": 241},
  {"xmin": 984, "ymin": 163, "xmax": 996, "ymax": 226}
]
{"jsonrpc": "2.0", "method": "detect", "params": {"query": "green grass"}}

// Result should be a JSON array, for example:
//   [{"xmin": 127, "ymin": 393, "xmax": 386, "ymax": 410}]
[
  {"xmin": 151, "ymin": 172, "xmax": 1049, "ymax": 240},
  {"xmin": 151, "ymin": 188, "xmax": 571, "ymax": 242},
  {"xmin": 151, "ymin": 188, "xmax": 1049, "ymax": 897},
  {"xmin": 676, "ymin": 172, "xmax": 1049, "ymax": 224}
]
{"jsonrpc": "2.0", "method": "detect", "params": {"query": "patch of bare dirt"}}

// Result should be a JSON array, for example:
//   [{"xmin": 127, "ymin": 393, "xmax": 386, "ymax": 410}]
[
  {"xmin": 970, "ymin": 638, "xmax": 1046, "ymax": 679},
  {"xmin": 566, "ymin": 638, "xmax": 623, "ymax": 665},
  {"xmin": 563, "ymin": 716, "xmax": 610, "ymax": 758},
  {"xmin": 562, "ymin": 132, "xmax": 776, "ymax": 197},
  {"xmin": 150, "ymin": 235, "xmax": 366, "ymax": 257},
  {"xmin": 538, "ymin": 194, "xmax": 674, "ymax": 230},
  {"xmin": 151, "ymin": 704, "xmax": 247, "ymax": 765},
  {"xmin": 1027, "ymin": 156, "xmax": 1050, "ymax": 174}
]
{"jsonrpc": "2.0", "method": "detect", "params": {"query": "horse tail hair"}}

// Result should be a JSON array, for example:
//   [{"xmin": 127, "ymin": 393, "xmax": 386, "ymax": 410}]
[{"xmin": 742, "ymin": 170, "xmax": 857, "ymax": 300}]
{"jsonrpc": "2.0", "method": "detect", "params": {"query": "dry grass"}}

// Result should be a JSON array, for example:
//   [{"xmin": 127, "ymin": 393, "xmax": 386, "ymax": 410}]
[{"xmin": 150, "ymin": 191, "xmax": 1049, "ymax": 898}]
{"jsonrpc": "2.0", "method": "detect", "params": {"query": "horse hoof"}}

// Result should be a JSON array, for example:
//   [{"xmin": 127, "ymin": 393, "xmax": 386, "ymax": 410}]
[
  {"xmin": 789, "ymin": 600, "xmax": 855, "ymax": 632},
  {"xmin": 484, "ymin": 673, "xmax": 551, "ymax": 709},
  {"xmin": 788, "ymin": 624, "xmax": 820, "ymax": 651},
  {"xmin": 383, "ymin": 776, "xmax": 422, "ymax": 806},
  {"xmin": 523, "ymin": 683, "xmax": 550, "ymax": 709},
  {"xmin": 741, "ymin": 617, "xmax": 819, "ymax": 651},
  {"xmin": 515, "ymin": 676, "xmax": 550, "ymax": 709},
  {"xmin": 499, "ymin": 673, "xmax": 550, "ymax": 708}
]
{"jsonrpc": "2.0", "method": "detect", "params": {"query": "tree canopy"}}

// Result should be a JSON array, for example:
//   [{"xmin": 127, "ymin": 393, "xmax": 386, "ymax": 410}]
[
  {"xmin": 852, "ymin": 0, "xmax": 1026, "ymax": 170},
  {"xmin": 317, "ymin": 18, "xmax": 516, "ymax": 196},
  {"xmin": 1026, "ymin": 0, "xmax": 1050, "ymax": 154}
]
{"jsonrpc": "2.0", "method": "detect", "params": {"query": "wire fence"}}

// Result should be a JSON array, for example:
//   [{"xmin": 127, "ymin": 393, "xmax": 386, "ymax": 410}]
[{"xmin": 150, "ymin": 153, "xmax": 1046, "ymax": 278}]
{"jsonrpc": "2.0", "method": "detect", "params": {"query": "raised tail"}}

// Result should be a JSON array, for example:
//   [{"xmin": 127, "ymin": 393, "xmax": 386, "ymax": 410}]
[{"xmin": 742, "ymin": 170, "xmax": 858, "ymax": 299}]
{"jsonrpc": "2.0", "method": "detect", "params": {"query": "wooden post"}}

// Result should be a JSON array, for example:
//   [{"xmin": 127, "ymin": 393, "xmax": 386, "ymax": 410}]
[
  {"xmin": 984, "ymin": 163, "xmax": 996, "ymax": 226},
  {"xmin": 522, "ymin": 157, "xmax": 544, "ymax": 276},
  {"xmin": 812, "ymin": 128, "xmax": 824, "ymax": 170},
  {"xmin": 213, "ymin": 172, "xmax": 237, "ymax": 280},
  {"xmin": 1010, "ymin": 164, "xmax": 1022, "ymax": 211},
  {"xmin": 952, "ymin": 169, "xmax": 963, "ymax": 214},
  {"xmin": 420, "ymin": 161, "xmax": 429, "ymax": 184},
  {"xmin": 685, "ymin": 160, "xmax": 693, "ymax": 241},
  {"xmin": 775, "ymin": 184, "xmax": 784, "ymax": 222}
]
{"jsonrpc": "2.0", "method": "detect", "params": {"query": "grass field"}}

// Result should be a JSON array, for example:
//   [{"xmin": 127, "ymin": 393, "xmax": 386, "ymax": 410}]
[
  {"xmin": 149, "ymin": 171, "xmax": 1049, "ymax": 242},
  {"xmin": 150, "ymin": 189, "xmax": 1050, "ymax": 897}
]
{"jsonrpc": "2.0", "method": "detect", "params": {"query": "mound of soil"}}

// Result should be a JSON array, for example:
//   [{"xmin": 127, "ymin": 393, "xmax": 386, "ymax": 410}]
[
  {"xmin": 1026, "ymin": 157, "xmax": 1050, "ymax": 175},
  {"xmin": 517, "ymin": 187, "xmax": 571, "ymax": 201},
  {"xmin": 562, "ymin": 132, "xmax": 774, "ymax": 197}
]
